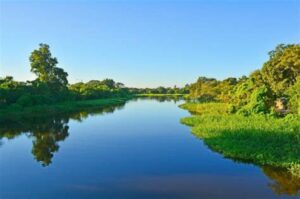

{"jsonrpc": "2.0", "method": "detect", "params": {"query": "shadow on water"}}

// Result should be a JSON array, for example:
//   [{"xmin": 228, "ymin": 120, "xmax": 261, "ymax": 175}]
[{"xmin": 0, "ymin": 102, "xmax": 126, "ymax": 166}]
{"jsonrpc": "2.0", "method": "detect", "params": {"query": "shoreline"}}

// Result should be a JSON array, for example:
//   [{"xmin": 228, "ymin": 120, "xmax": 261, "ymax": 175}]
[
  {"xmin": 0, "ymin": 97, "xmax": 130, "ymax": 121},
  {"xmin": 179, "ymin": 102, "xmax": 300, "ymax": 178}
]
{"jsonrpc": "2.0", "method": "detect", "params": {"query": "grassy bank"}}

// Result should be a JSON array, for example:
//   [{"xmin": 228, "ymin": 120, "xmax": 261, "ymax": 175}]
[
  {"xmin": 0, "ymin": 98, "xmax": 129, "ymax": 120},
  {"xmin": 179, "ymin": 102, "xmax": 230, "ymax": 115},
  {"xmin": 180, "ymin": 102, "xmax": 300, "ymax": 178}
]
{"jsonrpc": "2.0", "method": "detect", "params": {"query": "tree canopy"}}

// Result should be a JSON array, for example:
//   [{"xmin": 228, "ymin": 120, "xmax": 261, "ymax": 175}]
[
  {"xmin": 30, "ymin": 43, "xmax": 68, "ymax": 90},
  {"xmin": 261, "ymin": 44, "xmax": 300, "ymax": 96},
  {"xmin": 188, "ymin": 44, "xmax": 300, "ymax": 115}
]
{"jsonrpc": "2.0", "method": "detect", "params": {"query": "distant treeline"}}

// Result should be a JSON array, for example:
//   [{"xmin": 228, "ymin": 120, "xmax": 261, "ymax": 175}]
[
  {"xmin": 129, "ymin": 86, "xmax": 189, "ymax": 95},
  {"xmin": 188, "ymin": 44, "xmax": 300, "ymax": 115},
  {"xmin": 0, "ymin": 43, "xmax": 187, "ymax": 110}
]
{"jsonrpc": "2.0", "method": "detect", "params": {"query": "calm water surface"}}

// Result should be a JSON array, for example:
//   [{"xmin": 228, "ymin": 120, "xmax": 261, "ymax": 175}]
[{"xmin": 0, "ymin": 98, "xmax": 299, "ymax": 199}]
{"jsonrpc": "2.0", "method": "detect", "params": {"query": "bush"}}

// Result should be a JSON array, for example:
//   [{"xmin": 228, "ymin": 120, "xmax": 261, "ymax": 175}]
[
  {"xmin": 228, "ymin": 104, "xmax": 237, "ymax": 114},
  {"xmin": 236, "ymin": 85, "xmax": 273, "ymax": 115},
  {"xmin": 286, "ymin": 77, "xmax": 300, "ymax": 114},
  {"xmin": 16, "ymin": 94, "xmax": 33, "ymax": 107},
  {"xmin": 31, "ymin": 95, "xmax": 54, "ymax": 105}
]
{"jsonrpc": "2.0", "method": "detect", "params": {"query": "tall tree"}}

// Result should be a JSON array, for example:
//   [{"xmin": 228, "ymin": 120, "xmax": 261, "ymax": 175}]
[
  {"xmin": 101, "ymin": 79, "xmax": 115, "ymax": 89},
  {"xmin": 30, "ymin": 43, "xmax": 68, "ymax": 90},
  {"xmin": 261, "ymin": 44, "xmax": 300, "ymax": 96}
]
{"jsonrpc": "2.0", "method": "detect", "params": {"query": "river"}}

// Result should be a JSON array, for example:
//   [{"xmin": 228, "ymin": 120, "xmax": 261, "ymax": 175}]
[{"xmin": 0, "ymin": 98, "xmax": 299, "ymax": 199}]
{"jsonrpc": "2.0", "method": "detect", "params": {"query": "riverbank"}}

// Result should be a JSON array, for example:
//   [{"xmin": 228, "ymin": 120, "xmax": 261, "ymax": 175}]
[
  {"xmin": 0, "ymin": 98, "xmax": 129, "ymax": 121},
  {"xmin": 180, "ymin": 102, "xmax": 300, "ymax": 178}
]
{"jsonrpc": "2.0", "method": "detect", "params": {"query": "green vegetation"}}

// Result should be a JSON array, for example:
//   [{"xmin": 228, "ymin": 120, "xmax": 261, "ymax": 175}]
[
  {"xmin": 0, "ymin": 43, "xmax": 187, "ymax": 117},
  {"xmin": 0, "ymin": 44, "xmax": 131, "ymax": 113},
  {"xmin": 129, "ymin": 85, "xmax": 189, "ymax": 96},
  {"xmin": 179, "ymin": 102, "xmax": 230, "ymax": 115},
  {"xmin": 181, "ymin": 44, "xmax": 300, "ymax": 178},
  {"xmin": 188, "ymin": 44, "xmax": 300, "ymax": 115},
  {"xmin": 180, "ymin": 102, "xmax": 300, "ymax": 178},
  {"xmin": 135, "ymin": 93, "xmax": 186, "ymax": 97}
]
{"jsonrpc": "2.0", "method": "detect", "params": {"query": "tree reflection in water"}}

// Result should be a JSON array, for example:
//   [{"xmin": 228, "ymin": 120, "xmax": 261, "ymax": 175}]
[
  {"xmin": 0, "ymin": 102, "xmax": 125, "ymax": 166},
  {"xmin": 133, "ymin": 96, "xmax": 183, "ymax": 103},
  {"xmin": 262, "ymin": 166, "xmax": 300, "ymax": 196},
  {"xmin": 31, "ymin": 118, "xmax": 69, "ymax": 166}
]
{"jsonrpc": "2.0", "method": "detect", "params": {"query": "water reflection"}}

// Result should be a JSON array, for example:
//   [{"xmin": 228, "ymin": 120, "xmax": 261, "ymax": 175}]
[
  {"xmin": 189, "ymin": 138, "xmax": 300, "ymax": 196},
  {"xmin": 0, "ymin": 103, "xmax": 125, "ymax": 166},
  {"xmin": 133, "ymin": 96, "xmax": 183, "ymax": 103},
  {"xmin": 31, "ymin": 117, "xmax": 69, "ymax": 166},
  {"xmin": 262, "ymin": 166, "xmax": 300, "ymax": 196},
  {"xmin": 195, "ymin": 142, "xmax": 300, "ymax": 196},
  {"xmin": 0, "ymin": 99, "xmax": 299, "ymax": 198}
]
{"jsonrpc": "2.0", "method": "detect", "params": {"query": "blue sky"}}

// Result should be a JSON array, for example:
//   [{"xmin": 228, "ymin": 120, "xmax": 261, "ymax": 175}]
[{"xmin": 0, "ymin": 0, "xmax": 299, "ymax": 88}]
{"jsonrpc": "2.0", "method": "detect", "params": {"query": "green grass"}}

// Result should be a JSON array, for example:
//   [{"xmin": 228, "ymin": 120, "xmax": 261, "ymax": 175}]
[
  {"xmin": 180, "ymin": 102, "xmax": 300, "ymax": 178},
  {"xmin": 179, "ymin": 102, "xmax": 230, "ymax": 115},
  {"xmin": 0, "ymin": 98, "xmax": 129, "ymax": 120}
]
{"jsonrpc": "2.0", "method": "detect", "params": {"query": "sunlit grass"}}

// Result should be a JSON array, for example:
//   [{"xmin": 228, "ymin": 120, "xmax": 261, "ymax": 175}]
[{"xmin": 179, "ymin": 102, "xmax": 230, "ymax": 115}]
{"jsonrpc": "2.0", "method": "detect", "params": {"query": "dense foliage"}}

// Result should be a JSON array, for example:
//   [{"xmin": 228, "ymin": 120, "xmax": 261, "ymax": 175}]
[
  {"xmin": 188, "ymin": 44, "xmax": 300, "ymax": 115},
  {"xmin": 69, "ymin": 79, "xmax": 129, "ymax": 100}
]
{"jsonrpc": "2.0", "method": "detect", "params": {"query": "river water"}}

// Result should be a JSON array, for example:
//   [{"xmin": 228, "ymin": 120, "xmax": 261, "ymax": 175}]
[{"xmin": 0, "ymin": 98, "xmax": 299, "ymax": 199}]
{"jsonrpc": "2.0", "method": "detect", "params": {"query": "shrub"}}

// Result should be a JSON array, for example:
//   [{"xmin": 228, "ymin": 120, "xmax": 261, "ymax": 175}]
[{"xmin": 16, "ymin": 94, "xmax": 33, "ymax": 107}]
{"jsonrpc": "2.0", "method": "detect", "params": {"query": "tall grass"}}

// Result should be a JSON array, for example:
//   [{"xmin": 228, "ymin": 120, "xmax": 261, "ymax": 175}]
[
  {"xmin": 179, "ymin": 102, "xmax": 230, "ymax": 115},
  {"xmin": 180, "ymin": 102, "xmax": 300, "ymax": 178}
]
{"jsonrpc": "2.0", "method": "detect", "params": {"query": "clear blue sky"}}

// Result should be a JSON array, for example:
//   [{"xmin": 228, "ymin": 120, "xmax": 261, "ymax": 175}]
[{"xmin": 0, "ymin": 0, "xmax": 299, "ymax": 88}]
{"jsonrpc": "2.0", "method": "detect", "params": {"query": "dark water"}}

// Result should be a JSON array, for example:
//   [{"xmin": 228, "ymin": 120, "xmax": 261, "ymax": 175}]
[{"xmin": 0, "ymin": 98, "xmax": 299, "ymax": 199}]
